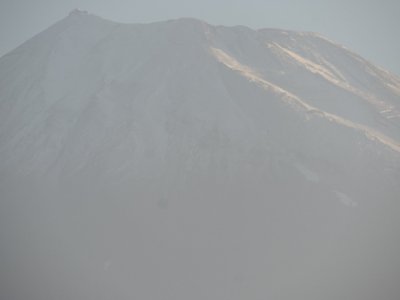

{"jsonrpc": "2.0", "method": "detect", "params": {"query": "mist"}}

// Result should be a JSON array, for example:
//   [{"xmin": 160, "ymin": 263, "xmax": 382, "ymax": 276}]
[{"xmin": 1, "ymin": 9, "xmax": 400, "ymax": 300}]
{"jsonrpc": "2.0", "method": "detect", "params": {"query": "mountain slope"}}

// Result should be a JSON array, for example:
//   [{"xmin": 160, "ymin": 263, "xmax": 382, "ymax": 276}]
[
  {"xmin": 1, "ymin": 10, "xmax": 400, "ymax": 300},
  {"xmin": 0, "ymin": 11, "xmax": 399, "ymax": 183}
]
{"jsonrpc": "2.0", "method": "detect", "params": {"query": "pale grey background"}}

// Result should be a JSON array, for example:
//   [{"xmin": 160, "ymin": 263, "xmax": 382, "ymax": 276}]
[{"xmin": 0, "ymin": 0, "xmax": 399, "ymax": 75}]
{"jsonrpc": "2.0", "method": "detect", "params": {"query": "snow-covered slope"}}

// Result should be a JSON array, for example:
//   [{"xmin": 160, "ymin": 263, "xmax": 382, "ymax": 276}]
[{"xmin": 1, "ymin": 10, "xmax": 400, "ymax": 300}]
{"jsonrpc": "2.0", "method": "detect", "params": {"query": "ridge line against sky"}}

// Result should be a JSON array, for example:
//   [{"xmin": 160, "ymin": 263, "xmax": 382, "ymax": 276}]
[{"xmin": 0, "ymin": 0, "xmax": 399, "ymax": 76}]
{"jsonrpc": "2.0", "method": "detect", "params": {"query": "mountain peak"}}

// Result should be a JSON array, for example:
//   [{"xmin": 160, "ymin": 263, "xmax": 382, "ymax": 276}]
[{"xmin": 68, "ymin": 8, "xmax": 89, "ymax": 17}]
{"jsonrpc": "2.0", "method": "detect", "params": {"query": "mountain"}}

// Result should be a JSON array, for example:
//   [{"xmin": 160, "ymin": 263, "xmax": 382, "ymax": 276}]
[{"xmin": 1, "ymin": 10, "xmax": 400, "ymax": 300}]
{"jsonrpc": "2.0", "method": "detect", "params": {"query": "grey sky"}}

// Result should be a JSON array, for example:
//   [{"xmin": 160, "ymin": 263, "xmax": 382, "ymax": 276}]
[{"xmin": 0, "ymin": 0, "xmax": 399, "ymax": 75}]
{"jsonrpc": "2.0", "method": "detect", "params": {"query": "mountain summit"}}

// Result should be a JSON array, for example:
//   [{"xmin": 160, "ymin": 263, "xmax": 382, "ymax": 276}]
[{"xmin": 1, "ymin": 13, "xmax": 400, "ymax": 300}]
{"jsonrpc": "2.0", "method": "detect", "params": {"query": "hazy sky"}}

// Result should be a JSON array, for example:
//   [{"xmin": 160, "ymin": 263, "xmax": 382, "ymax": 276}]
[{"xmin": 0, "ymin": 0, "xmax": 399, "ymax": 75}]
